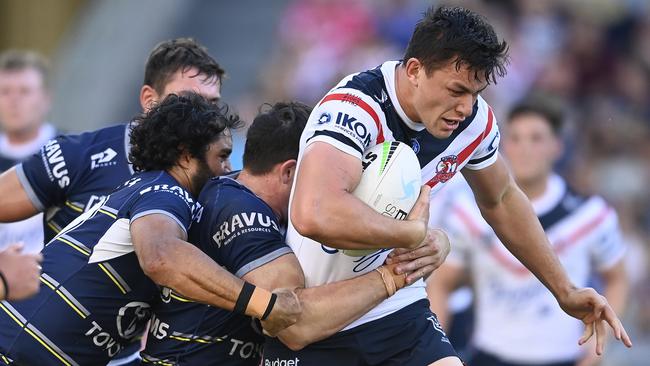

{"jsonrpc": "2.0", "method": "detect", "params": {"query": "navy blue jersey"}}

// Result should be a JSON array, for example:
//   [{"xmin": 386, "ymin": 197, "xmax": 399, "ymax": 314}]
[
  {"xmin": 16, "ymin": 123, "xmax": 133, "ymax": 242},
  {"xmin": 142, "ymin": 177, "xmax": 292, "ymax": 366},
  {"xmin": 0, "ymin": 171, "xmax": 197, "ymax": 366}
]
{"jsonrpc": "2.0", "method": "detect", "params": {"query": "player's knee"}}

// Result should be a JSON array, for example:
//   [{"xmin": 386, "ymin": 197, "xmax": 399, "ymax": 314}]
[{"xmin": 428, "ymin": 356, "xmax": 464, "ymax": 366}]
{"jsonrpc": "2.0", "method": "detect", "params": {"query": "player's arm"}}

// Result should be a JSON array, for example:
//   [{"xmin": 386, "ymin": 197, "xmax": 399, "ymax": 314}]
[
  {"xmin": 291, "ymin": 141, "xmax": 428, "ymax": 250},
  {"xmin": 0, "ymin": 168, "xmax": 40, "ymax": 222},
  {"xmin": 242, "ymin": 253, "xmax": 411, "ymax": 351},
  {"xmin": 462, "ymin": 155, "xmax": 632, "ymax": 352},
  {"xmin": 426, "ymin": 263, "xmax": 465, "ymax": 332},
  {"xmin": 130, "ymin": 213, "xmax": 301, "ymax": 335}
]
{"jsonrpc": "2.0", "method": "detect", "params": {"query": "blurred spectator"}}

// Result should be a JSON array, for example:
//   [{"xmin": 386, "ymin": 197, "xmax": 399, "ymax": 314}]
[
  {"xmin": 0, "ymin": 50, "xmax": 57, "ymax": 253},
  {"xmin": 254, "ymin": 3, "xmax": 650, "ymax": 363}
]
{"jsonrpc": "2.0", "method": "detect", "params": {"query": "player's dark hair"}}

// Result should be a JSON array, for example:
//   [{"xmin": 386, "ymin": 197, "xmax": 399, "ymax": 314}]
[
  {"xmin": 243, "ymin": 102, "xmax": 311, "ymax": 175},
  {"xmin": 507, "ymin": 97, "xmax": 564, "ymax": 135},
  {"xmin": 403, "ymin": 6, "xmax": 509, "ymax": 84},
  {"xmin": 129, "ymin": 92, "xmax": 241, "ymax": 172},
  {"xmin": 0, "ymin": 49, "xmax": 50, "ymax": 87},
  {"xmin": 144, "ymin": 38, "xmax": 225, "ymax": 94}
]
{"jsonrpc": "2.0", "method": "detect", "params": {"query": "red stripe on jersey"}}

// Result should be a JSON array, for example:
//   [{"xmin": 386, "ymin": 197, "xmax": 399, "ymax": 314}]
[
  {"xmin": 319, "ymin": 93, "xmax": 385, "ymax": 144},
  {"xmin": 426, "ymin": 106, "xmax": 495, "ymax": 188},
  {"xmin": 485, "ymin": 204, "xmax": 612, "ymax": 277},
  {"xmin": 554, "ymin": 206, "xmax": 612, "ymax": 254}
]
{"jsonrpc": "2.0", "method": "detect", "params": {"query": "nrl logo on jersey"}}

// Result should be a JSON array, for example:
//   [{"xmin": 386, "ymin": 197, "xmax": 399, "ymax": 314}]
[
  {"xmin": 90, "ymin": 148, "xmax": 118, "ymax": 169},
  {"xmin": 430, "ymin": 155, "xmax": 458, "ymax": 184}
]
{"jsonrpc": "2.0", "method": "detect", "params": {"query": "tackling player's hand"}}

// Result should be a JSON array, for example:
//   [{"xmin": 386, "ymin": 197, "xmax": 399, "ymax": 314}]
[
  {"xmin": 260, "ymin": 288, "xmax": 302, "ymax": 337},
  {"xmin": 558, "ymin": 287, "xmax": 632, "ymax": 355},
  {"xmin": 0, "ymin": 243, "xmax": 42, "ymax": 301},
  {"xmin": 385, "ymin": 228, "xmax": 450, "ymax": 285},
  {"xmin": 405, "ymin": 185, "xmax": 431, "ymax": 248}
]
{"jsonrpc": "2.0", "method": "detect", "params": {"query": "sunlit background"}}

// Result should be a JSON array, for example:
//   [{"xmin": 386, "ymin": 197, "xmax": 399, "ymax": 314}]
[{"xmin": 2, "ymin": 0, "xmax": 649, "ymax": 364}]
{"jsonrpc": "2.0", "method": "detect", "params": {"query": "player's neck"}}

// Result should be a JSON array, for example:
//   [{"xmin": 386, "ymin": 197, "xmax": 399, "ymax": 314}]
[
  {"xmin": 4, "ymin": 124, "xmax": 41, "ymax": 145},
  {"xmin": 167, "ymin": 167, "xmax": 195, "ymax": 196},
  {"xmin": 395, "ymin": 66, "xmax": 420, "ymax": 122},
  {"xmin": 237, "ymin": 170, "xmax": 283, "ymax": 219},
  {"xmin": 516, "ymin": 175, "xmax": 549, "ymax": 201}
]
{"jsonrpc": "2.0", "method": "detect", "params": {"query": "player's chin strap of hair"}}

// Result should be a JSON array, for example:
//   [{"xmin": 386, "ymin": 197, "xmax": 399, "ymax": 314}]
[
  {"xmin": 0, "ymin": 270, "xmax": 8, "ymax": 300},
  {"xmin": 233, "ymin": 282, "xmax": 277, "ymax": 320}
]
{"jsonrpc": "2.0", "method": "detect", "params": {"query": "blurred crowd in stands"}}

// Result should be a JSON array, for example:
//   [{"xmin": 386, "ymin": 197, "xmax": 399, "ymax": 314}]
[{"xmin": 248, "ymin": 0, "xmax": 650, "ymax": 360}]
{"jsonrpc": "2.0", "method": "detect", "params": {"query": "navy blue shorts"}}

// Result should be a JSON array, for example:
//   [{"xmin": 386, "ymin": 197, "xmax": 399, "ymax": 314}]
[{"xmin": 263, "ymin": 299, "xmax": 459, "ymax": 366}]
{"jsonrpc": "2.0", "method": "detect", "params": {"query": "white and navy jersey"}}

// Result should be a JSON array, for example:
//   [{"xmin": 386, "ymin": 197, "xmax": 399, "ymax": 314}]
[
  {"xmin": 142, "ymin": 177, "xmax": 292, "ymax": 366},
  {"xmin": 16, "ymin": 123, "xmax": 134, "ymax": 242},
  {"xmin": 0, "ymin": 171, "xmax": 196, "ymax": 366},
  {"xmin": 0, "ymin": 123, "xmax": 57, "ymax": 253},
  {"xmin": 287, "ymin": 61, "xmax": 501, "ymax": 330},
  {"xmin": 442, "ymin": 174, "xmax": 625, "ymax": 364}
]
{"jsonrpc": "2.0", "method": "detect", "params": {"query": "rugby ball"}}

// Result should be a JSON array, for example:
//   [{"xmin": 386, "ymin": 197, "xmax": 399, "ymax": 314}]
[{"xmin": 342, "ymin": 141, "xmax": 421, "ymax": 256}]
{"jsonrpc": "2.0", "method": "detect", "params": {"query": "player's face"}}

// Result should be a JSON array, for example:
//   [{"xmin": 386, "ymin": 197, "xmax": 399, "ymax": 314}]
[
  {"xmin": 204, "ymin": 130, "xmax": 233, "ymax": 176},
  {"xmin": 189, "ymin": 135, "xmax": 233, "ymax": 194},
  {"xmin": 160, "ymin": 68, "xmax": 221, "ymax": 103},
  {"xmin": 0, "ymin": 68, "xmax": 50, "ymax": 134},
  {"xmin": 141, "ymin": 67, "xmax": 221, "ymax": 111},
  {"xmin": 409, "ymin": 60, "xmax": 487, "ymax": 139},
  {"xmin": 502, "ymin": 113, "xmax": 561, "ymax": 184}
]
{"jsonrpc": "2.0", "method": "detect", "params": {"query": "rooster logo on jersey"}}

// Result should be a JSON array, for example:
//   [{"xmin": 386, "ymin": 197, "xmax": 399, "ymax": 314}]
[{"xmin": 431, "ymin": 155, "xmax": 458, "ymax": 184}]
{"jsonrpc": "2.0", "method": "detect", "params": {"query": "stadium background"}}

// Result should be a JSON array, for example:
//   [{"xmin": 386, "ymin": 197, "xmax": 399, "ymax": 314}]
[{"xmin": 1, "ymin": 0, "xmax": 649, "ymax": 364}]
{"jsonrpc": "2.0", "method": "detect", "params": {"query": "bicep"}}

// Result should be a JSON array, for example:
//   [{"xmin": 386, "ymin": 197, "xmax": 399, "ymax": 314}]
[
  {"xmin": 0, "ymin": 168, "xmax": 40, "ymax": 221},
  {"xmin": 242, "ymin": 253, "xmax": 304, "ymax": 291},
  {"xmin": 130, "ymin": 213, "xmax": 187, "ymax": 260},
  {"xmin": 462, "ymin": 154, "xmax": 513, "ymax": 209},
  {"xmin": 291, "ymin": 142, "xmax": 362, "ymax": 213}
]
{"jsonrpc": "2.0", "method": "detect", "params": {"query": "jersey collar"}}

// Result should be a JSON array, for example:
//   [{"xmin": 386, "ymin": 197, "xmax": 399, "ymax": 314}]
[
  {"xmin": 380, "ymin": 61, "xmax": 425, "ymax": 132},
  {"xmin": 531, "ymin": 174, "xmax": 566, "ymax": 216}
]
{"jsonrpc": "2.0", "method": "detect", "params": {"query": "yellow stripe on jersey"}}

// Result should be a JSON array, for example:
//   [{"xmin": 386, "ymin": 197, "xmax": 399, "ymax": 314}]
[
  {"xmin": 0, "ymin": 302, "xmax": 23, "ymax": 328},
  {"xmin": 47, "ymin": 221, "xmax": 61, "ymax": 234},
  {"xmin": 23, "ymin": 327, "xmax": 73, "ymax": 366},
  {"xmin": 55, "ymin": 237, "xmax": 91, "ymax": 257},
  {"xmin": 64, "ymin": 201, "xmax": 84, "ymax": 213},
  {"xmin": 39, "ymin": 276, "xmax": 89, "ymax": 319},
  {"xmin": 98, "ymin": 208, "xmax": 117, "ymax": 219},
  {"xmin": 0, "ymin": 302, "xmax": 78, "ymax": 366},
  {"xmin": 97, "ymin": 263, "xmax": 127, "ymax": 294}
]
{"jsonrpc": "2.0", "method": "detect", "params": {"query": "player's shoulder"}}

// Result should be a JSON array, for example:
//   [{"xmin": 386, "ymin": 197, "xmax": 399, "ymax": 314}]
[
  {"xmin": 470, "ymin": 95, "xmax": 496, "ymax": 129},
  {"xmin": 201, "ymin": 176, "xmax": 273, "ymax": 216},
  {"xmin": 125, "ymin": 171, "xmax": 195, "ymax": 208},
  {"xmin": 318, "ymin": 62, "xmax": 393, "ymax": 113},
  {"xmin": 565, "ymin": 186, "xmax": 618, "ymax": 225}
]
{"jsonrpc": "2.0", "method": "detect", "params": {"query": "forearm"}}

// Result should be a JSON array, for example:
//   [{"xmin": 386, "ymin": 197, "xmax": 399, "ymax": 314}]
[
  {"xmin": 277, "ymin": 270, "xmax": 388, "ymax": 350},
  {"xmin": 298, "ymin": 189, "xmax": 424, "ymax": 250},
  {"xmin": 603, "ymin": 262, "xmax": 629, "ymax": 316},
  {"xmin": 144, "ymin": 239, "xmax": 273, "ymax": 319},
  {"xmin": 426, "ymin": 280, "xmax": 451, "ymax": 332},
  {"xmin": 480, "ymin": 183, "xmax": 573, "ymax": 299}
]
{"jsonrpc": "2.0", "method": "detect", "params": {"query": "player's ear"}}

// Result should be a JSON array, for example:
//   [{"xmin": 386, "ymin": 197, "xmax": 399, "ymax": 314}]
[
  {"xmin": 279, "ymin": 159, "xmax": 297, "ymax": 185},
  {"xmin": 404, "ymin": 58, "xmax": 422, "ymax": 87},
  {"xmin": 140, "ymin": 85, "xmax": 159, "ymax": 112}
]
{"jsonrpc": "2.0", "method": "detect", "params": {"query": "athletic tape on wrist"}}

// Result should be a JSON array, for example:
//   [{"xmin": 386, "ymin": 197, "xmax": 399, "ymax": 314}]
[
  {"xmin": 375, "ymin": 266, "xmax": 397, "ymax": 297},
  {"xmin": 261, "ymin": 293, "xmax": 278, "ymax": 320},
  {"xmin": 0, "ymin": 271, "xmax": 8, "ymax": 300},
  {"xmin": 234, "ymin": 282, "xmax": 255, "ymax": 315}
]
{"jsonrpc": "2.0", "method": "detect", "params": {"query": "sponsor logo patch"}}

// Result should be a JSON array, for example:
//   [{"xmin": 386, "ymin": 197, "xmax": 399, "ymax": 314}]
[{"xmin": 90, "ymin": 148, "xmax": 118, "ymax": 169}]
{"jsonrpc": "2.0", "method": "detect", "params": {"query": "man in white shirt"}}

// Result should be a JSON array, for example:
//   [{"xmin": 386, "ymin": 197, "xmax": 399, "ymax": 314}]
[
  {"xmin": 428, "ymin": 97, "xmax": 629, "ymax": 366},
  {"xmin": 0, "ymin": 50, "xmax": 57, "ymax": 252}
]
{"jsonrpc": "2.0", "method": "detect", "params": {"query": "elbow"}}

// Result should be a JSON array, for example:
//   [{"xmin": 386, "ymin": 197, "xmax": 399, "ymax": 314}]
[
  {"xmin": 139, "ymin": 247, "xmax": 173, "ymax": 286},
  {"xmin": 290, "ymin": 198, "xmax": 327, "ymax": 240},
  {"xmin": 278, "ymin": 332, "xmax": 309, "ymax": 351}
]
